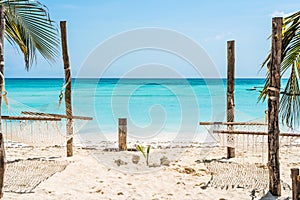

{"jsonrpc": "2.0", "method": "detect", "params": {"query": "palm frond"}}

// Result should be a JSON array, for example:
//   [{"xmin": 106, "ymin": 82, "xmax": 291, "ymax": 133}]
[
  {"xmin": 260, "ymin": 14, "xmax": 300, "ymax": 97},
  {"xmin": 2, "ymin": 0, "xmax": 59, "ymax": 69},
  {"xmin": 136, "ymin": 145, "xmax": 146, "ymax": 158},
  {"xmin": 260, "ymin": 12, "xmax": 300, "ymax": 128},
  {"xmin": 280, "ymin": 64, "xmax": 300, "ymax": 128},
  {"xmin": 5, "ymin": 12, "xmax": 34, "ymax": 67}
]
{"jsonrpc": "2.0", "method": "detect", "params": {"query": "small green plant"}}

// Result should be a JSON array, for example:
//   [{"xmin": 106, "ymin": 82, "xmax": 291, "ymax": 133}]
[{"xmin": 136, "ymin": 144, "xmax": 151, "ymax": 166}]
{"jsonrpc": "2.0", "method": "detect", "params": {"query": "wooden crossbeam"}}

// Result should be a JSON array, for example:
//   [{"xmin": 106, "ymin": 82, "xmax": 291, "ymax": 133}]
[
  {"xmin": 21, "ymin": 111, "xmax": 93, "ymax": 121},
  {"xmin": 2, "ymin": 115, "xmax": 61, "ymax": 121},
  {"xmin": 213, "ymin": 130, "xmax": 300, "ymax": 137},
  {"xmin": 199, "ymin": 122, "xmax": 267, "ymax": 126}
]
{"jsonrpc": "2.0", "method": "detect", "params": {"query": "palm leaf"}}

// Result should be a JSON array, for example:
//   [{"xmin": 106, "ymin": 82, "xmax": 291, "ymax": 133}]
[
  {"xmin": 280, "ymin": 64, "xmax": 300, "ymax": 128},
  {"xmin": 136, "ymin": 145, "xmax": 146, "ymax": 158},
  {"xmin": 146, "ymin": 145, "xmax": 150, "ymax": 166},
  {"xmin": 146, "ymin": 145, "xmax": 150, "ymax": 155},
  {"xmin": 2, "ymin": 0, "xmax": 59, "ymax": 69},
  {"xmin": 260, "ymin": 12, "xmax": 300, "ymax": 128}
]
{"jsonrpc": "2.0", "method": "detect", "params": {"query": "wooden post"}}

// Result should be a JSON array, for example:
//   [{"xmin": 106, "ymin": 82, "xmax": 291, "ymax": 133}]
[
  {"xmin": 268, "ymin": 17, "xmax": 282, "ymax": 196},
  {"xmin": 60, "ymin": 21, "xmax": 73, "ymax": 157},
  {"xmin": 0, "ymin": 6, "xmax": 5, "ymax": 198},
  {"xmin": 118, "ymin": 118, "xmax": 127, "ymax": 151},
  {"xmin": 291, "ymin": 168, "xmax": 300, "ymax": 200},
  {"xmin": 227, "ymin": 40, "xmax": 235, "ymax": 159}
]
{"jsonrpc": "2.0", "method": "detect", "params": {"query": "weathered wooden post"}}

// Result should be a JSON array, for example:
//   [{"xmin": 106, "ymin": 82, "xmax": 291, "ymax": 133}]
[
  {"xmin": 0, "ymin": 6, "xmax": 5, "ymax": 198},
  {"xmin": 118, "ymin": 118, "xmax": 127, "ymax": 151},
  {"xmin": 227, "ymin": 40, "xmax": 235, "ymax": 159},
  {"xmin": 291, "ymin": 168, "xmax": 300, "ymax": 200},
  {"xmin": 60, "ymin": 21, "xmax": 73, "ymax": 157},
  {"xmin": 268, "ymin": 17, "xmax": 282, "ymax": 196}
]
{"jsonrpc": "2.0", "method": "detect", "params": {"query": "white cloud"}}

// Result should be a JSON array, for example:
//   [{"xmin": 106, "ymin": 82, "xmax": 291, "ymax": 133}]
[
  {"xmin": 60, "ymin": 4, "xmax": 79, "ymax": 9},
  {"xmin": 271, "ymin": 11, "xmax": 294, "ymax": 18},
  {"xmin": 215, "ymin": 34, "xmax": 224, "ymax": 40},
  {"xmin": 204, "ymin": 32, "xmax": 232, "ymax": 42}
]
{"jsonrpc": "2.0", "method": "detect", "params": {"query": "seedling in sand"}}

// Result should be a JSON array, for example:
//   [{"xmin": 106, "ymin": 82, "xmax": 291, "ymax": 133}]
[{"xmin": 136, "ymin": 145, "xmax": 151, "ymax": 166}]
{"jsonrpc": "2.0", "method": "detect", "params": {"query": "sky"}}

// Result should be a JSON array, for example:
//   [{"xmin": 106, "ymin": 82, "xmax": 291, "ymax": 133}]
[{"xmin": 4, "ymin": 0, "xmax": 300, "ymax": 78}]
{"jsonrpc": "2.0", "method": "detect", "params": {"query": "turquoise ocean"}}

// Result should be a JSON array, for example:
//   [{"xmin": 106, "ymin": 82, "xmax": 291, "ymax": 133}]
[{"xmin": 2, "ymin": 78, "xmax": 282, "ymax": 142}]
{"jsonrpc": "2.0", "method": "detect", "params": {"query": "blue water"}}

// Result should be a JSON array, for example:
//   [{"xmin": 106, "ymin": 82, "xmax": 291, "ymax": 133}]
[{"xmin": 3, "ymin": 78, "xmax": 278, "ymax": 139}]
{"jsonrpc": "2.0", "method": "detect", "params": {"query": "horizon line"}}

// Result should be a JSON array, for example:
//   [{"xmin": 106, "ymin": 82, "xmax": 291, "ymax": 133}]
[{"xmin": 4, "ymin": 77, "xmax": 271, "ymax": 79}]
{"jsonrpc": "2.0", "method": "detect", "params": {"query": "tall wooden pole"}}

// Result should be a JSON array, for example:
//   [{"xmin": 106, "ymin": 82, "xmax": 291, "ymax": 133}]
[
  {"xmin": 268, "ymin": 17, "xmax": 282, "ymax": 196},
  {"xmin": 60, "ymin": 21, "xmax": 73, "ymax": 157},
  {"xmin": 227, "ymin": 40, "xmax": 235, "ymax": 159},
  {"xmin": 0, "ymin": 6, "xmax": 5, "ymax": 198}
]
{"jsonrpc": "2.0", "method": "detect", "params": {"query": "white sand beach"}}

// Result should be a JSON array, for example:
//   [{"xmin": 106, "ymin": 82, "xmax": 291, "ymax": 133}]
[
  {"xmin": 1, "ymin": 137, "xmax": 299, "ymax": 200},
  {"xmin": 0, "ymin": 0, "xmax": 299, "ymax": 199}
]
